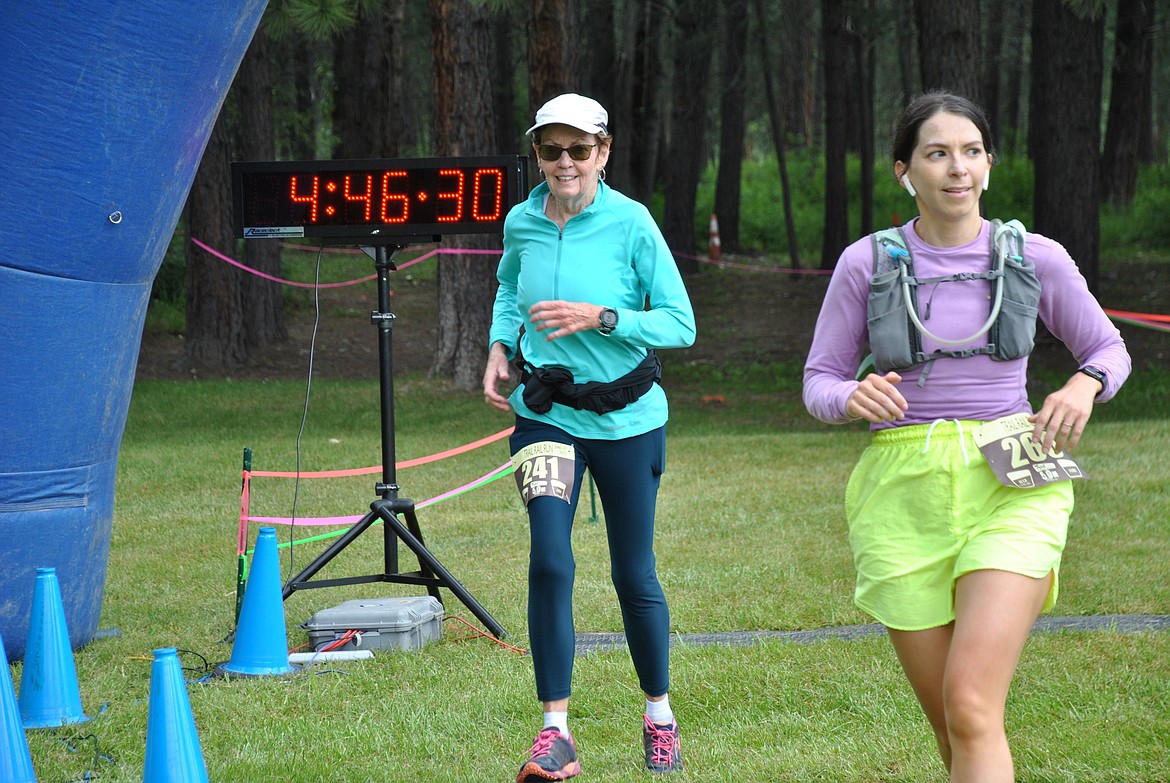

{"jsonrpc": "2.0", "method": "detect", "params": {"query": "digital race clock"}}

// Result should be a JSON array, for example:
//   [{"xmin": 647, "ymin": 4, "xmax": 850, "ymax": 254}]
[{"xmin": 232, "ymin": 155, "xmax": 529, "ymax": 241}]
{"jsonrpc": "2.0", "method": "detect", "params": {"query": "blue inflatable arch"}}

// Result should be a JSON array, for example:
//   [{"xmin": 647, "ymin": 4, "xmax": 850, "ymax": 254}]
[{"xmin": 0, "ymin": 1, "xmax": 267, "ymax": 661}]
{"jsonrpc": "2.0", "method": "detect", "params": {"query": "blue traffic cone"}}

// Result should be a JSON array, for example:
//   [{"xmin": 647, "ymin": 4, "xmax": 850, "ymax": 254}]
[
  {"xmin": 1, "ymin": 632, "xmax": 37, "ymax": 783},
  {"xmin": 216, "ymin": 528, "xmax": 295, "ymax": 677},
  {"xmin": 143, "ymin": 648, "xmax": 208, "ymax": 783},
  {"xmin": 19, "ymin": 568, "xmax": 89, "ymax": 728}
]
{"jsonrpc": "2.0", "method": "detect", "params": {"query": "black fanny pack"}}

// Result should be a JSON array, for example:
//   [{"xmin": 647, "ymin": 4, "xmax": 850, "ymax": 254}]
[{"xmin": 519, "ymin": 352, "xmax": 662, "ymax": 416}]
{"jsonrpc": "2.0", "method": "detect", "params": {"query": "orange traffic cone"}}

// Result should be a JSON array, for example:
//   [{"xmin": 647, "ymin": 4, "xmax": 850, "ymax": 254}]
[{"xmin": 707, "ymin": 213, "xmax": 721, "ymax": 261}]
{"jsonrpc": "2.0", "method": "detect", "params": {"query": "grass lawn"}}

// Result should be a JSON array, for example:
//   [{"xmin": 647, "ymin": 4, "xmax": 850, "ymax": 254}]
[{"xmin": 11, "ymin": 362, "xmax": 1169, "ymax": 782}]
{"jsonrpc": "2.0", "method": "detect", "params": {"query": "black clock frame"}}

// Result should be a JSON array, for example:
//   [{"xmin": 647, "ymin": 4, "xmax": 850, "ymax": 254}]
[{"xmin": 231, "ymin": 155, "xmax": 528, "ymax": 242}]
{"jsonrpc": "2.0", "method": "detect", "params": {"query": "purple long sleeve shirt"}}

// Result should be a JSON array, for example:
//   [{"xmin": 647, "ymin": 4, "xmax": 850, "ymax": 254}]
[{"xmin": 803, "ymin": 218, "xmax": 1131, "ymax": 428}]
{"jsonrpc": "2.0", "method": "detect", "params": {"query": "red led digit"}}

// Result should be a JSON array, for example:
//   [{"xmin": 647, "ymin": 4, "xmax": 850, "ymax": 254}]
[
  {"xmin": 344, "ymin": 174, "xmax": 374, "ymax": 221},
  {"xmin": 436, "ymin": 169, "xmax": 465, "ymax": 222},
  {"xmin": 289, "ymin": 175, "xmax": 320, "ymax": 222},
  {"xmin": 472, "ymin": 168, "xmax": 504, "ymax": 222},
  {"xmin": 380, "ymin": 170, "xmax": 409, "ymax": 223}
]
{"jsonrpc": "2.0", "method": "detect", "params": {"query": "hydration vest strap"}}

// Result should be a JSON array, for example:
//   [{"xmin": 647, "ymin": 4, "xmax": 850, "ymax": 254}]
[{"xmin": 910, "ymin": 269, "xmax": 1002, "ymax": 286}]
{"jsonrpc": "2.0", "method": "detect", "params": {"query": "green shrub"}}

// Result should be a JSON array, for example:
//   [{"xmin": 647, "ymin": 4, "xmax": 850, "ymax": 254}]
[
  {"xmin": 1102, "ymin": 164, "xmax": 1170, "ymax": 250},
  {"xmin": 693, "ymin": 155, "xmax": 1169, "ymax": 261}
]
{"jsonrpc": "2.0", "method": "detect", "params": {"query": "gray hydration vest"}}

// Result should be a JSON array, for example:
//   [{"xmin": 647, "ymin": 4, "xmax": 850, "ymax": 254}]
[{"xmin": 865, "ymin": 219, "xmax": 1041, "ymax": 385}]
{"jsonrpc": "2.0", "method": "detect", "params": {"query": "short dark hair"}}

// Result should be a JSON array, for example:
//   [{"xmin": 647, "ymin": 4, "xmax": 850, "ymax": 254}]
[{"xmin": 892, "ymin": 90, "xmax": 996, "ymax": 167}]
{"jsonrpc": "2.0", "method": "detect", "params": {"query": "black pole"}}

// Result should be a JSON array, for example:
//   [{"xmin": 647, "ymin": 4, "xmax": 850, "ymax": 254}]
[
  {"xmin": 373, "ymin": 244, "xmax": 401, "ymax": 500},
  {"xmin": 373, "ymin": 244, "xmax": 402, "ymax": 577}
]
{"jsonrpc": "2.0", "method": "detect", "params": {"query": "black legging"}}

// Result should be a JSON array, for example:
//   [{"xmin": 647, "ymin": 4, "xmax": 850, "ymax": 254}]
[{"xmin": 510, "ymin": 416, "xmax": 670, "ymax": 702}]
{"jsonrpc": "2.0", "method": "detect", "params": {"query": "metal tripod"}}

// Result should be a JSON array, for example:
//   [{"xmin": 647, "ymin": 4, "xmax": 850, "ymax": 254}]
[{"xmin": 280, "ymin": 242, "xmax": 506, "ymax": 639}]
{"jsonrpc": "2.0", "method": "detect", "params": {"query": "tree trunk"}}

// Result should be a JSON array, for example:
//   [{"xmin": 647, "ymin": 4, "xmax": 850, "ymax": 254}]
[
  {"xmin": 608, "ymin": 4, "xmax": 636, "ymax": 190},
  {"xmin": 272, "ymin": 40, "xmax": 316, "ymax": 161},
  {"xmin": 312, "ymin": 37, "xmax": 336, "ymax": 159},
  {"xmin": 583, "ymin": 0, "xmax": 618, "ymax": 123},
  {"xmin": 662, "ymin": 0, "xmax": 714, "ymax": 272},
  {"xmin": 430, "ymin": 0, "xmax": 502, "ymax": 390},
  {"xmin": 1030, "ymin": 0, "xmax": 1104, "ymax": 291},
  {"xmin": 915, "ymin": 0, "xmax": 981, "ymax": 101},
  {"xmin": 821, "ymin": 0, "xmax": 850, "ymax": 268},
  {"xmin": 493, "ymin": 9, "xmax": 518, "ymax": 153},
  {"xmin": 1001, "ymin": 0, "xmax": 1029, "ymax": 156},
  {"xmin": 623, "ymin": 0, "xmax": 673, "ymax": 205},
  {"xmin": 333, "ymin": 3, "xmax": 397, "ymax": 160},
  {"xmin": 849, "ymin": 2, "xmax": 876, "ymax": 237},
  {"xmin": 780, "ymin": 0, "xmax": 818, "ymax": 146},
  {"xmin": 526, "ymin": 0, "xmax": 580, "ymax": 195},
  {"xmin": 753, "ymin": 0, "xmax": 800, "ymax": 269},
  {"xmin": 713, "ymin": 0, "xmax": 748, "ymax": 254},
  {"xmin": 1101, "ymin": 0, "xmax": 1155, "ymax": 206},
  {"xmin": 527, "ymin": 0, "xmax": 578, "ymax": 105},
  {"xmin": 386, "ymin": 1, "xmax": 421, "ymax": 156},
  {"xmin": 235, "ymin": 26, "xmax": 286, "ymax": 353},
  {"xmin": 895, "ymin": 0, "xmax": 916, "ymax": 105},
  {"xmin": 182, "ymin": 111, "xmax": 248, "ymax": 371},
  {"xmin": 981, "ymin": 0, "xmax": 1006, "ymax": 143}
]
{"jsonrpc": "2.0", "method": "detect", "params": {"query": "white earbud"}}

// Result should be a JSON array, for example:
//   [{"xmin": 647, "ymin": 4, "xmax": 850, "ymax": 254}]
[
  {"xmin": 982, "ymin": 169, "xmax": 990, "ymax": 192},
  {"xmin": 901, "ymin": 174, "xmax": 917, "ymax": 198}
]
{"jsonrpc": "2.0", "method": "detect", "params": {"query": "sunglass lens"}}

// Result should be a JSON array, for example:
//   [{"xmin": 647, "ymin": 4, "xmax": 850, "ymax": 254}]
[{"xmin": 537, "ymin": 144, "xmax": 595, "ymax": 161}]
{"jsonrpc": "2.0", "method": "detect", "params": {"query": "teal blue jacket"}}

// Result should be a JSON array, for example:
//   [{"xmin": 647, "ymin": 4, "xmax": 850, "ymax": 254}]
[{"xmin": 489, "ymin": 180, "xmax": 696, "ymax": 439}]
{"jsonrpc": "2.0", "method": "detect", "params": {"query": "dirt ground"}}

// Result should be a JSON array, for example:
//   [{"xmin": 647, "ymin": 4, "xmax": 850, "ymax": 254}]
[{"xmin": 134, "ymin": 253, "xmax": 1168, "ymax": 384}]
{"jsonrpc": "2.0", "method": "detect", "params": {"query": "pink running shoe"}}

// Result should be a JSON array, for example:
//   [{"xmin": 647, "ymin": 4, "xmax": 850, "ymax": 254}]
[
  {"xmin": 642, "ymin": 714, "xmax": 682, "ymax": 773},
  {"xmin": 516, "ymin": 726, "xmax": 581, "ymax": 782}
]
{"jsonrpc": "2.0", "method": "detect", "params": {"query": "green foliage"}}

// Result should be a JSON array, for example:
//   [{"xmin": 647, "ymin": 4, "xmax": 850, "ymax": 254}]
[
  {"xmin": 693, "ymin": 156, "xmax": 1170, "ymax": 263},
  {"xmin": 978, "ymin": 156, "xmax": 1035, "ymax": 226},
  {"xmin": 143, "ymin": 298, "xmax": 185, "ymax": 334},
  {"xmin": 1102, "ymin": 164, "xmax": 1170, "ymax": 249},
  {"xmin": 266, "ymin": 0, "xmax": 356, "ymax": 41},
  {"xmin": 694, "ymin": 149, "xmax": 827, "ymax": 260}
]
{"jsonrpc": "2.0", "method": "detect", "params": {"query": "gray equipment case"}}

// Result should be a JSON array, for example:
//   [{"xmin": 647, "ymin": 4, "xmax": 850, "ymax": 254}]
[{"xmin": 303, "ymin": 596, "xmax": 443, "ymax": 653}]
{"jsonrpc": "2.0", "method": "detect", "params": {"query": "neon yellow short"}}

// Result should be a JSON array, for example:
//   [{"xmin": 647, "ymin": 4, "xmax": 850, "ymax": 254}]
[{"xmin": 845, "ymin": 420, "xmax": 1074, "ymax": 631}]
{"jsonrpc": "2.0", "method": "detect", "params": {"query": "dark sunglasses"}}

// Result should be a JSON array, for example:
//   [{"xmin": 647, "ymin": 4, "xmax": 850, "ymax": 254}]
[{"xmin": 535, "ymin": 143, "xmax": 598, "ymax": 162}]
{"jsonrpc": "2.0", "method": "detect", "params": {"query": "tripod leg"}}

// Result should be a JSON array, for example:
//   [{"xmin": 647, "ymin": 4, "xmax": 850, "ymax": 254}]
[
  {"xmin": 404, "ymin": 511, "xmax": 437, "ymax": 579},
  {"xmin": 373, "ymin": 503, "xmax": 507, "ymax": 639},
  {"xmin": 401, "ymin": 509, "xmax": 441, "ymax": 604},
  {"xmin": 281, "ymin": 510, "xmax": 380, "ymax": 600}
]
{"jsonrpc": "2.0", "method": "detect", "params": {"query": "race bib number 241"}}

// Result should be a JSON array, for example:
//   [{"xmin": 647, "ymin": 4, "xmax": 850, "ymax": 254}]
[{"xmin": 513, "ymin": 441, "xmax": 576, "ymax": 505}]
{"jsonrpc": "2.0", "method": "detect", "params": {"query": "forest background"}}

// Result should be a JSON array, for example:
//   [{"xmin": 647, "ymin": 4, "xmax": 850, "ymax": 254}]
[{"xmin": 164, "ymin": 0, "xmax": 1168, "ymax": 389}]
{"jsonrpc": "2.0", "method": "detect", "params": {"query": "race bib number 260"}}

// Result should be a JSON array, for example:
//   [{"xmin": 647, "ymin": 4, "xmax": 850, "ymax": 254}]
[
  {"xmin": 513, "ymin": 441, "xmax": 576, "ymax": 505},
  {"xmin": 973, "ymin": 413, "xmax": 1088, "ymax": 489}
]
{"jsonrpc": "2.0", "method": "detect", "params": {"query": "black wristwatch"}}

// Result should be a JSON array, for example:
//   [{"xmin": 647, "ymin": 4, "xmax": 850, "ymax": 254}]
[
  {"xmin": 1078, "ymin": 365, "xmax": 1106, "ymax": 396},
  {"xmin": 598, "ymin": 307, "xmax": 618, "ymax": 336}
]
